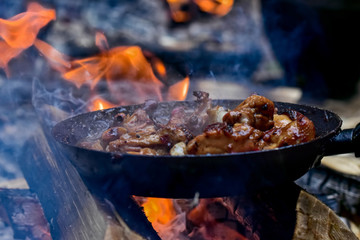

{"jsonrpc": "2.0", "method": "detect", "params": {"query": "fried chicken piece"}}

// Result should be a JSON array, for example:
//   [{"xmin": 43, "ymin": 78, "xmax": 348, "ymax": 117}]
[
  {"xmin": 187, "ymin": 94, "xmax": 274, "ymax": 155},
  {"xmin": 158, "ymin": 124, "xmax": 194, "ymax": 147},
  {"xmin": 273, "ymin": 113, "xmax": 292, "ymax": 128},
  {"xmin": 258, "ymin": 110, "xmax": 316, "ymax": 150},
  {"xmin": 104, "ymin": 108, "xmax": 161, "ymax": 154},
  {"xmin": 223, "ymin": 94, "xmax": 275, "ymax": 131},
  {"xmin": 186, "ymin": 122, "xmax": 263, "ymax": 155},
  {"xmin": 101, "ymin": 127, "xmax": 127, "ymax": 148}
]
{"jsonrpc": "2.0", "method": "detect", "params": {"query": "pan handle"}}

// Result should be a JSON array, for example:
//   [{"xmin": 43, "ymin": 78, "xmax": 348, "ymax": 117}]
[{"xmin": 324, "ymin": 123, "xmax": 360, "ymax": 157}]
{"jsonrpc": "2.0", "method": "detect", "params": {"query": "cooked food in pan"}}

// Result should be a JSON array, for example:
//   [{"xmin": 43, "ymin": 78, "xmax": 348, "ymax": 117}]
[{"xmin": 78, "ymin": 92, "xmax": 316, "ymax": 156}]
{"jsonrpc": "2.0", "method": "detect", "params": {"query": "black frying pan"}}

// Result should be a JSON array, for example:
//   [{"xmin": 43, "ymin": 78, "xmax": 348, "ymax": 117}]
[{"xmin": 52, "ymin": 100, "xmax": 360, "ymax": 198}]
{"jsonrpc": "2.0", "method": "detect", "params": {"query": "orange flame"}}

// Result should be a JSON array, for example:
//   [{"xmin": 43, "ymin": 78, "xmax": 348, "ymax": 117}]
[
  {"xmin": 168, "ymin": 76, "xmax": 190, "ymax": 101},
  {"xmin": 167, "ymin": 0, "xmax": 192, "ymax": 23},
  {"xmin": 0, "ymin": 2, "xmax": 55, "ymax": 75},
  {"xmin": 34, "ymin": 32, "xmax": 189, "ymax": 108},
  {"xmin": 1, "ymin": 3, "xmax": 189, "ymax": 109},
  {"xmin": 194, "ymin": 0, "xmax": 234, "ymax": 16},
  {"xmin": 166, "ymin": 0, "xmax": 233, "ymax": 22},
  {"xmin": 142, "ymin": 198, "xmax": 177, "ymax": 229},
  {"xmin": 89, "ymin": 96, "xmax": 117, "ymax": 111}
]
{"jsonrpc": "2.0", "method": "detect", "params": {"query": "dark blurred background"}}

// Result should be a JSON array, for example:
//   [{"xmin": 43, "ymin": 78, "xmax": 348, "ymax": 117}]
[
  {"xmin": 1, "ymin": 0, "xmax": 360, "ymax": 101},
  {"xmin": 261, "ymin": 0, "xmax": 360, "ymax": 100}
]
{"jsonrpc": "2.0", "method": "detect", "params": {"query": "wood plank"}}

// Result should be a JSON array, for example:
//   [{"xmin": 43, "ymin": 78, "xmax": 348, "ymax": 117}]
[
  {"xmin": 294, "ymin": 191, "xmax": 359, "ymax": 240},
  {"xmin": 19, "ymin": 120, "xmax": 151, "ymax": 240},
  {"xmin": 22, "ymin": 123, "xmax": 107, "ymax": 239}
]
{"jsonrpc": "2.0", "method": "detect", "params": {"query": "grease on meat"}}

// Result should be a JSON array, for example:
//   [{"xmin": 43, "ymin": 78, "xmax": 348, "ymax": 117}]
[{"xmin": 81, "ymin": 93, "xmax": 316, "ymax": 156}]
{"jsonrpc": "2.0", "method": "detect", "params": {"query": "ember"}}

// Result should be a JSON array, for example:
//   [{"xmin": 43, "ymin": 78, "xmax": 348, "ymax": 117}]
[
  {"xmin": 166, "ymin": 0, "xmax": 234, "ymax": 22},
  {"xmin": 194, "ymin": 0, "xmax": 234, "ymax": 16},
  {"xmin": 140, "ymin": 198, "xmax": 177, "ymax": 228}
]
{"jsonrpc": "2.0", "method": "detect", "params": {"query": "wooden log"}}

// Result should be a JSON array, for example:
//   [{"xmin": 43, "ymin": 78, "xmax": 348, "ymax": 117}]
[
  {"xmin": 19, "ymin": 119, "xmax": 158, "ymax": 240},
  {"xmin": 0, "ymin": 188, "xmax": 51, "ymax": 240},
  {"xmin": 222, "ymin": 183, "xmax": 358, "ymax": 240},
  {"xmin": 293, "ymin": 190, "xmax": 358, "ymax": 240}
]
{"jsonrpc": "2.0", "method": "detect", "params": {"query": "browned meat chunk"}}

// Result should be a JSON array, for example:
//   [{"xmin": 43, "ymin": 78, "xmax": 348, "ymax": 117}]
[
  {"xmin": 223, "ymin": 94, "xmax": 275, "ymax": 131},
  {"xmin": 257, "ymin": 110, "xmax": 316, "ymax": 150},
  {"xmin": 101, "ymin": 127, "xmax": 127, "ymax": 148},
  {"xmin": 187, "ymin": 122, "xmax": 263, "ymax": 155},
  {"xmin": 157, "ymin": 124, "xmax": 193, "ymax": 147}
]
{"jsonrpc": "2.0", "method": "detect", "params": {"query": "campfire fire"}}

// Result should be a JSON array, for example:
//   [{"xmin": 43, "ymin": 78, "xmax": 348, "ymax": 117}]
[
  {"xmin": 133, "ymin": 196, "xmax": 249, "ymax": 240},
  {"xmin": 34, "ymin": 32, "xmax": 190, "ymax": 109},
  {"xmin": 1, "ymin": 3, "xmax": 190, "ymax": 110}
]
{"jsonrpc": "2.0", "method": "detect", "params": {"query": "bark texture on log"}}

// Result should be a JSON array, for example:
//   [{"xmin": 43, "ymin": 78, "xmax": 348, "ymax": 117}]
[
  {"xmin": 20, "ymin": 120, "xmax": 148, "ymax": 240},
  {"xmin": 0, "ymin": 188, "xmax": 51, "ymax": 240},
  {"xmin": 293, "ymin": 190, "xmax": 358, "ymax": 240}
]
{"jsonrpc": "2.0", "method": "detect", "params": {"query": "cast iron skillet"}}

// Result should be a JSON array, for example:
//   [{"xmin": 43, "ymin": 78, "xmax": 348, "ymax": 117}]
[{"xmin": 52, "ymin": 99, "xmax": 360, "ymax": 198}]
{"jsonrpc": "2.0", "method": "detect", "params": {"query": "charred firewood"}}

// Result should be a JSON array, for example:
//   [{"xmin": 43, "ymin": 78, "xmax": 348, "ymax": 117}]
[{"xmin": 0, "ymin": 189, "xmax": 51, "ymax": 240}]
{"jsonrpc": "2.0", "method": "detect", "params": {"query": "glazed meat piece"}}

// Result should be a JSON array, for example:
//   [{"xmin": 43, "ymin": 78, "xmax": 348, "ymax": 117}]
[
  {"xmin": 101, "ymin": 127, "xmax": 127, "ymax": 148},
  {"xmin": 186, "ymin": 122, "xmax": 263, "ymax": 155},
  {"xmin": 257, "ymin": 110, "xmax": 316, "ymax": 150},
  {"xmin": 103, "ymin": 108, "xmax": 161, "ymax": 154},
  {"xmin": 157, "ymin": 124, "xmax": 193, "ymax": 148},
  {"xmin": 186, "ymin": 94, "xmax": 274, "ymax": 155},
  {"xmin": 223, "ymin": 94, "xmax": 275, "ymax": 131}
]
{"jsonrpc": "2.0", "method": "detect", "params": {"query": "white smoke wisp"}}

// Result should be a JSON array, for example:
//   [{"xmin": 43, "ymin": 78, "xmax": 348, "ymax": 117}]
[{"xmin": 32, "ymin": 77, "xmax": 88, "ymax": 128}]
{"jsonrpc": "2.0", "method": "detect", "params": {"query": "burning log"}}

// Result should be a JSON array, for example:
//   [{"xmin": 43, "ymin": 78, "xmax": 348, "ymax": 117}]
[
  {"xmin": 186, "ymin": 198, "xmax": 248, "ymax": 240},
  {"xmin": 0, "ymin": 189, "xmax": 51, "ymax": 240},
  {"xmin": 133, "ymin": 183, "xmax": 358, "ymax": 240}
]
